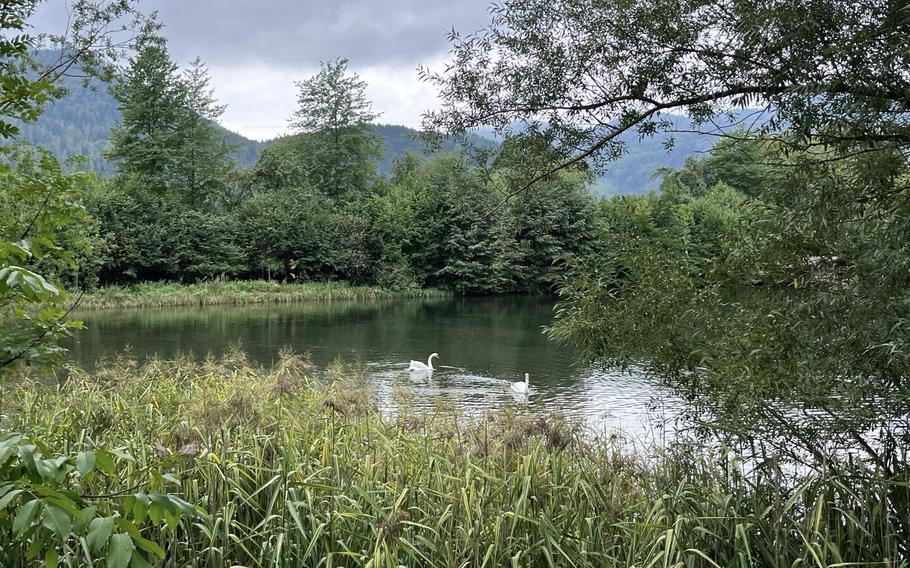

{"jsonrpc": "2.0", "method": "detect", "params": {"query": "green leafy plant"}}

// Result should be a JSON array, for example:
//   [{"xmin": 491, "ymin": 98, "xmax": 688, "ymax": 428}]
[{"xmin": 0, "ymin": 433, "xmax": 205, "ymax": 567}]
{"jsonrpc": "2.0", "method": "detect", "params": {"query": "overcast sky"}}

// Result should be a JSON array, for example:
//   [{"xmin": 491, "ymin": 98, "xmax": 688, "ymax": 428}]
[{"xmin": 33, "ymin": 0, "xmax": 492, "ymax": 140}]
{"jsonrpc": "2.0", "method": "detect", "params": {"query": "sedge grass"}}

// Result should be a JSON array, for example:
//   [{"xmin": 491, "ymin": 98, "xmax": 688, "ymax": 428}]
[
  {"xmin": 1, "ymin": 350, "xmax": 906, "ymax": 567},
  {"xmin": 78, "ymin": 280, "xmax": 450, "ymax": 310}
]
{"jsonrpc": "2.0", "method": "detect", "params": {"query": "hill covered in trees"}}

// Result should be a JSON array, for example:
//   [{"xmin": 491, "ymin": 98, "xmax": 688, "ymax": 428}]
[{"xmin": 17, "ymin": 56, "xmax": 718, "ymax": 195}]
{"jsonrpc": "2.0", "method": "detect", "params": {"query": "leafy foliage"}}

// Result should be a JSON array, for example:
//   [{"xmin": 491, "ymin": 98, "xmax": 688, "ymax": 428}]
[
  {"xmin": 89, "ymin": 189, "xmax": 243, "ymax": 283},
  {"xmin": 0, "ymin": 145, "xmax": 97, "ymax": 376},
  {"xmin": 423, "ymin": 0, "xmax": 909, "ymax": 178},
  {"xmin": 0, "ymin": 0, "xmax": 51, "ymax": 139},
  {"xmin": 426, "ymin": 0, "xmax": 910, "ymax": 514},
  {"xmin": 289, "ymin": 58, "xmax": 380, "ymax": 197},
  {"xmin": 0, "ymin": 432, "xmax": 205, "ymax": 567},
  {"xmin": 551, "ymin": 138, "xmax": 910, "ymax": 532},
  {"xmin": 107, "ymin": 28, "xmax": 235, "ymax": 206}
]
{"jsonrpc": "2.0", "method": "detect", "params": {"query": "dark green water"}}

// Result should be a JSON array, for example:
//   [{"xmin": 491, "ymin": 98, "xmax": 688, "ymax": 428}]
[{"xmin": 68, "ymin": 296, "xmax": 678, "ymax": 437}]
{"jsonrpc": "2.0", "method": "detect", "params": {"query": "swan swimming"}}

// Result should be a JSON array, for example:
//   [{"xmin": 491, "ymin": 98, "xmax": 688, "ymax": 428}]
[
  {"xmin": 511, "ymin": 372, "xmax": 530, "ymax": 394},
  {"xmin": 409, "ymin": 353, "xmax": 438, "ymax": 372}
]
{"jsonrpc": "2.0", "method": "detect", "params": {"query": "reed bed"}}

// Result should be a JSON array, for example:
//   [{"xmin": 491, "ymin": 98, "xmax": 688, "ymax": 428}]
[
  {"xmin": 1, "ymin": 351, "xmax": 906, "ymax": 567},
  {"xmin": 78, "ymin": 280, "xmax": 449, "ymax": 310}
]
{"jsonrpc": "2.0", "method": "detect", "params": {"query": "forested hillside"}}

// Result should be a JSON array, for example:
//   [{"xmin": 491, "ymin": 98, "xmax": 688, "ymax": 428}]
[
  {"xmin": 17, "ymin": 53, "xmax": 721, "ymax": 194},
  {"xmin": 16, "ymin": 77, "xmax": 493, "ymax": 177}
]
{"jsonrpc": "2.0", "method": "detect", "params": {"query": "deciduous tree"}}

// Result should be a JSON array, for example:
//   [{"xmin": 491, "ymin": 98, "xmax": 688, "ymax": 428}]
[{"xmin": 290, "ymin": 58, "xmax": 380, "ymax": 197}]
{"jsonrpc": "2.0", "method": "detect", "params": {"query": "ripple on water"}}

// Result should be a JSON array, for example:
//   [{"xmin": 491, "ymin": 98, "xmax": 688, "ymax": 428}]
[{"xmin": 356, "ymin": 359, "xmax": 683, "ymax": 443}]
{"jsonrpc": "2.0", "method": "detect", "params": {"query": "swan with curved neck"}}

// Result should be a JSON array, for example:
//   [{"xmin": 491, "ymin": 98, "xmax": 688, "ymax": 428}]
[
  {"xmin": 511, "ymin": 372, "xmax": 530, "ymax": 394},
  {"xmin": 409, "ymin": 353, "xmax": 438, "ymax": 371}
]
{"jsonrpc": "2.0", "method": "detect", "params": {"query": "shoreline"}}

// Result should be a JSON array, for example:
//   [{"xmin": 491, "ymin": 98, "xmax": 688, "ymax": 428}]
[{"xmin": 74, "ymin": 280, "xmax": 451, "ymax": 310}]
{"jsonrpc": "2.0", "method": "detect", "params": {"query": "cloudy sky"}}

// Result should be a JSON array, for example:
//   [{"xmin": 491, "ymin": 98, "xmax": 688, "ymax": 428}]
[{"xmin": 33, "ymin": 0, "xmax": 492, "ymax": 140}]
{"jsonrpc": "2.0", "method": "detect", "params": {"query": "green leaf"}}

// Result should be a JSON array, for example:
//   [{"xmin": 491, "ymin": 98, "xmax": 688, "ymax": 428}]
[
  {"xmin": 166, "ymin": 494, "xmax": 200, "ymax": 518},
  {"xmin": 34, "ymin": 457, "xmax": 64, "ymax": 482},
  {"xmin": 42, "ymin": 505, "xmax": 72, "ymax": 541},
  {"xmin": 44, "ymin": 547, "xmax": 59, "ymax": 568},
  {"xmin": 95, "ymin": 450, "xmax": 115, "ymax": 474},
  {"xmin": 129, "ymin": 552, "xmax": 154, "ymax": 568},
  {"xmin": 75, "ymin": 505, "xmax": 97, "ymax": 532},
  {"xmin": 161, "ymin": 473, "xmax": 181, "ymax": 486},
  {"xmin": 0, "ymin": 434, "xmax": 23, "ymax": 463},
  {"xmin": 147, "ymin": 503, "xmax": 163, "ymax": 526},
  {"xmin": 13, "ymin": 499, "xmax": 41, "ymax": 536},
  {"xmin": 107, "ymin": 533, "xmax": 134, "ymax": 568},
  {"xmin": 76, "ymin": 451, "xmax": 95, "ymax": 476},
  {"xmin": 111, "ymin": 449, "xmax": 135, "ymax": 462},
  {"xmin": 0, "ymin": 488, "xmax": 23, "ymax": 510},
  {"xmin": 17, "ymin": 444, "xmax": 38, "ymax": 472},
  {"xmin": 131, "ymin": 493, "xmax": 149, "ymax": 523},
  {"xmin": 86, "ymin": 516, "xmax": 114, "ymax": 553},
  {"xmin": 164, "ymin": 510, "xmax": 178, "ymax": 532},
  {"xmin": 133, "ymin": 533, "xmax": 165, "ymax": 560},
  {"xmin": 26, "ymin": 532, "xmax": 45, "ymax": 560}
]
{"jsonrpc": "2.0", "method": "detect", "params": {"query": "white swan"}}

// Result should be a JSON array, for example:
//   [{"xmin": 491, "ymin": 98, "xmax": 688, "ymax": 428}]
[
  {"xmin": 409, "ymin": 353, "xmax": 438, "ymax": 372},
  {"xmin": 511, "ymin": 372, "xmax": 530, "ymax": 394}
]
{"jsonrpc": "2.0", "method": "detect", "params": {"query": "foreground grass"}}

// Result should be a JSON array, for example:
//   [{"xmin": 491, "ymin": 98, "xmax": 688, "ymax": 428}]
[
  {"xmin": 2, "ymin": 352, "xmax": 906, "ymax": 567},
  {"xmin": 78, "ymin": 280, "xmax": 449, "ymax": 310}
]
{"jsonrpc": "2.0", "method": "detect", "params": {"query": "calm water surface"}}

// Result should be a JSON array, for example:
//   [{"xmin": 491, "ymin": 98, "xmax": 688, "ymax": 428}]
[{"xmin": 68, "ymin": 296, "xmax": 680, "ymax": 439}]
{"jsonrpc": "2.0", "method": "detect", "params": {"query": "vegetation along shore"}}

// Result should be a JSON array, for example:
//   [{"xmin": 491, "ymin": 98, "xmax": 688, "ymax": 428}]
[
  {"xmin": 76, "ymin": 281, "xmax": 450, "ymax": 311},
  {"xmin": 1, "ymin": 353, "xmax": 904, "ymax": 566}
]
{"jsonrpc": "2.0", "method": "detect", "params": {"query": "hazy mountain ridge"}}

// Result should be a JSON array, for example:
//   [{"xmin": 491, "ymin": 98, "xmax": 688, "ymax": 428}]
[{"xmin": 17, "ymin": 64, "xmax": 731, "ymax": 195}]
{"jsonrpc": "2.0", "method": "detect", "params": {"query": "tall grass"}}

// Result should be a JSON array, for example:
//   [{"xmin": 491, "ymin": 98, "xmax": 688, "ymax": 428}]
[
  {"xmin": 78, "ymin": 280, "xmax": 450, "ymax": 310},
  {"xmin": 2, "ymin": 351, "xmax": 906, "ymax": 567}
]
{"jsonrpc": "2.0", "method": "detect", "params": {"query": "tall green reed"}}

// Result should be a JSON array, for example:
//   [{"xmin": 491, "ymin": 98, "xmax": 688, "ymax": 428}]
[{"xmin": 2, "ymin": 350, "xmax": 905, "ymax": 567}]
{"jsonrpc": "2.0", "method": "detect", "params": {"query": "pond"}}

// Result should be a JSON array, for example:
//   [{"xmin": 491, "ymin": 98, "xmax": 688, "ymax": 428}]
[{"xmin": 68, "ymin": 296, "xmax": 681, "ymax": 440}]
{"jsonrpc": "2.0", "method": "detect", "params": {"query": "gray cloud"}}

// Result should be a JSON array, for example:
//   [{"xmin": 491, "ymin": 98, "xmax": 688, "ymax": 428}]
[
  {"xmin": 158, "ymin": 0, "xmax": 489, "ymax": 68},
  {"xmin": 34, "ymin": 0, "xmax": 489, "ymax": 66},
  {"xmin": 31, "ymin": 0, "xmax": 492, "ymax": 139}
]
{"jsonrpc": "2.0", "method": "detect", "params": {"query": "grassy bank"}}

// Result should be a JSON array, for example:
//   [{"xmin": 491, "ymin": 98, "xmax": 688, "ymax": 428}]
[
  {"xmin": 77, "ymin": 280, "xmax": 449, "ymax": 310},
  {"xmin": 1, "ymin": 352, "xmax": 905, "ymax": 567}
]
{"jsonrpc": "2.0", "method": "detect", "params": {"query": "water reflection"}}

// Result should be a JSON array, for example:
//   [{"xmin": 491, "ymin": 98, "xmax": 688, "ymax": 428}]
[{"xmin": 68, "ymin": 296, "xmax": 681, "ymax": 437}]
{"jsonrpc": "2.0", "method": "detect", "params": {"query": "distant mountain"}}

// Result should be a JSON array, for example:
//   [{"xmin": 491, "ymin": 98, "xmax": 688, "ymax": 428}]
[
  {"xmin": 593, "ymin": 124, "xmax": 716, "ymax": 196},
  {"xmin": 16, "ymin": 71, "xmax": 269, "ymax": 171},
  {"xmin": 473, "ymin": 113, "xmax": 769, "ymax": 196},
  {"xmin": 372, "ymin": 123, "xmax": 497, "ymax": 177},
  {"xmin": 16, "ymin": 75, "xmax": 120, "ymax": 173},
  {"xmin": 16, "ymin": 59, "xmax": 747, "ymax": 195}
]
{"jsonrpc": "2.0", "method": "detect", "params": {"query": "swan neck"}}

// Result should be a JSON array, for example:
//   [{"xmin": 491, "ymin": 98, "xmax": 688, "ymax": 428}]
[{"xmin": 427, "ymin": 354, "xmax": 436, "ymax": 369}]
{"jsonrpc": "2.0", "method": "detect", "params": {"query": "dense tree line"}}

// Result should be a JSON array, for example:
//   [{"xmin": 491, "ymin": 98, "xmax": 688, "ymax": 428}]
[{"xmin": 52, "ymin": 37, "xmax": 599, "ymax": 294}]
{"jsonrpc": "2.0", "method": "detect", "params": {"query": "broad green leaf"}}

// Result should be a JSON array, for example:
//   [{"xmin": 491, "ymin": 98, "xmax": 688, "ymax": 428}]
[
  {"xmin": 0, "ymin": 488, "xmax": 23, "ymax": 510},
  {"xmin": 26, "ymin": 532, "xmax": 45, "ymax": 560},
  {"xmin": 42, "ymin": 505, "xmax": 72, "ymax": 541},
  {"xmin": 44, "ymin": 547, "xmax": 59, "ymax": 568},
  {"xmin": 107, "ymin": 533, "xmax": 134, "ymax": 568},
  {"xmin": 161, "ymin": 473, "xmax": 181, "ymax": 486},
  {"xmin": 133, "ymin": 533, "xmax": 165, "ymax": 560},
  {"xmin": 131, "ymin": 493, "xmax": 149, "ymax": 523},
  {"xmin": 17, "ymin": 444, "xmax": 38, "ymax": 472},
  {"xmin": 76, "ymin": 451, "xmax": 95, "ymax": 476},
  {"xmin": 0, "ymin": 434, "xmax": 22, "ymax": 462},
  {"xmin": 112, "ymin": 449, "xmax": 135, "ymax": 462},
  {"xmin": 95, "ymin": 450, "xmax": 115, "ymax": 474},
  {"xmin": 130, "ymin": 552, "xmax": 154, "ymax": 568},
  {"xmin": 13, "ymin": 499, "xmax": 41, "ymax": 536},
  {"xmin": 86, "ymin": 516, "xmax": 114, "ymax": 553},
  {"xmin": 35, "ymin": 457, "xmax": 64, "ymax": 482}
]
